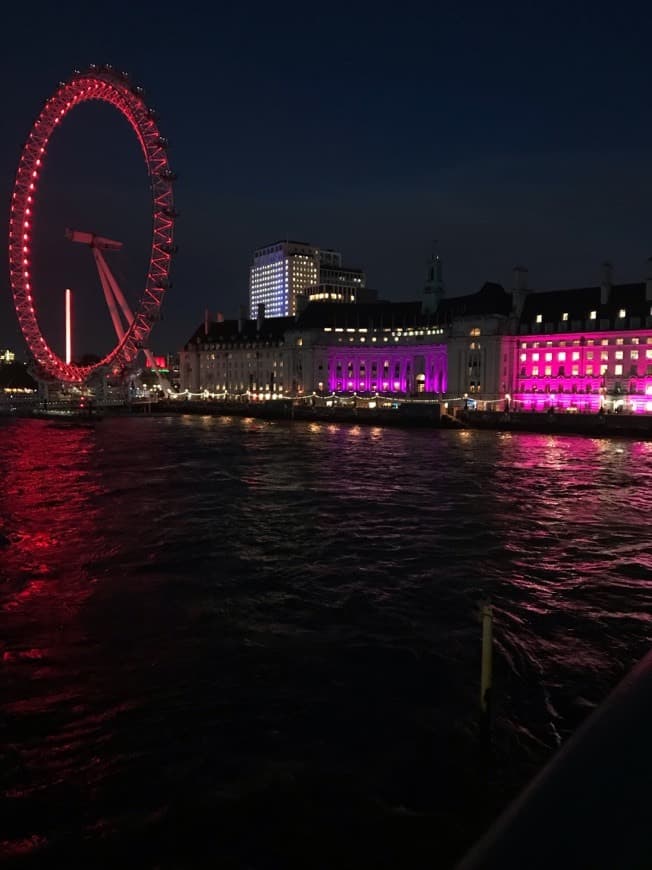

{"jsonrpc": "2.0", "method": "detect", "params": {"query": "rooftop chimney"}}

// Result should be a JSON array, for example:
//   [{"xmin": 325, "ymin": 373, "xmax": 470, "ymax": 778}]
[
  {"xmin": 513, "ymin": 266, "xmax": 528, "ymax": 291},
  {"xmin": 600, "ymin": 261, "xmax": 613, "ymax": 305},
  {"xmin": 217, "ymin": 311, "xmax": 224, "ymax": 323},
  {"xmin": 237, "ymin": 304, "xmax": 247, "ymax": 334},
  {"xmin": 257, "ymin": 303, "xmax": 265, "ymax": 332},
  {"xmin": 646, "ymin": 258, "xmax": 652, "ymax": 303},
  {"xmin": 511, "ymin": 265, "xmax": 529, "ymax": 316}
]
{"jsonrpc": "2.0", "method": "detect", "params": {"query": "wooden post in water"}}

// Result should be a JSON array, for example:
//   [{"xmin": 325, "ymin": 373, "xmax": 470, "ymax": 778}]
[{"xmin": 480, "ymin": 600, "xmax": 493, "ymax": 740}]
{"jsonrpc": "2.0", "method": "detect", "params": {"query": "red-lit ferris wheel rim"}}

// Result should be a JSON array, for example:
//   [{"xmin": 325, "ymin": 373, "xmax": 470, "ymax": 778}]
[{"xmin": 8, "ymin": 65, "xmax": 176, "ymax": 383}]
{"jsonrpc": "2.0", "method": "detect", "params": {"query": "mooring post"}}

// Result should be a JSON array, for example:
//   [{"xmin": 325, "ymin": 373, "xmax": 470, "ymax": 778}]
[{"xmin": 480, "ymin": 599, "xmax": 493, "ymax": 741}]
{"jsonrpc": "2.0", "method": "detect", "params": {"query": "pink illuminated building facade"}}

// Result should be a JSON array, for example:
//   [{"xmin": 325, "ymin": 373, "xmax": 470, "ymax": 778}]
[
  {"xmin": 181, "ymin": 255, "xmax": 652, "ymax": 414},
  {"xmin": 513, "ymin": 262, "xmax": 652, "ymax": 413},
  {"xmin": 295, "ymin": 301, "xmax": 447, "ymax": 395},
  {"xmin": 180, "ymin": 301, "xmax": 449, "ymax": 397}
]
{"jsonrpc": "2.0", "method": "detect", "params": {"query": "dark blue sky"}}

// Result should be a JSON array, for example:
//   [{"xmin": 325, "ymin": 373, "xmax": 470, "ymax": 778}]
[{"xmin": 2, "ymin": 1, "xmax": 652, "ymax": 358}]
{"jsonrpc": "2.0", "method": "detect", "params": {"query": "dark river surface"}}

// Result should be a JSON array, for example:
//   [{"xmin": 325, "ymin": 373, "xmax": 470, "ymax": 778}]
[{"xmin": 1, "ymin": 415, "xmax": 652, "ymax": 868}]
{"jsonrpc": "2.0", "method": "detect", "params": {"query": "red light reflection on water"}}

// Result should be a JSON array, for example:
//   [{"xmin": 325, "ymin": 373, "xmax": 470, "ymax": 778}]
[
  {"xmin": 2, "ymin": 648, "xmax": 44, "ymax": 662},
  {"xmin": 3, "ymin": 579, "xmax": 50, "ymax": 610},
  {"xmin": 0, "ymin": 421, "xmax": 111, "ymax": 855},
  {"xmin": 0, "ymin": 834, "xmax": 48, "ymax": 858},
  {"xmin": 0, "ymin": 420, "xmax": 105, "ymax": 633}
]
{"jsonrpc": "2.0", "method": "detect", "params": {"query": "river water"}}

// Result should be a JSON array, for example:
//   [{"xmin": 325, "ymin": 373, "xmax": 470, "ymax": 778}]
[{"xmin": 2, "ymin": 415, "xmax": 652, "ymax": 868}]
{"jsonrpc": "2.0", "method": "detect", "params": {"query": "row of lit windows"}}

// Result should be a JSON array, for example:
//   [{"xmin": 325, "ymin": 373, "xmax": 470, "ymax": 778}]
[
  {"xmin": 310, "ymin": 292, "xmax": 351, "ymax": 300},
  {"xmin": 250, "ymin": 295, "xmax": 285, "ymax": 305},
  {"xmin": 332, "ymin": 359, "xmax": 426, "ymax": 369},
  {"xmin": 198, "ymin": 340, "xmax": 285, "ymax": 350},
  {"xmin": 335, "ymin": 335, "xmax": 446, "ymax": 344},
  {"xmin": 322, "ymin": 327, "xmax": 444, "ymax": 336},
  {"xmin": 519, "ymin": 385, "xmax": 601, "ymax": 394},
  {"xmin": 251, "ymin": 272, "xmax": 284, "ymax": 281},
  {"xmin": 338, "ymin": 336, "xmax": 394, "ymax": 343},
  {"xmin": 250, "ymin": 293, "xmax": 285, "ymax": 300},
  {"xmin": 204, "ymin": 352, "xmax": 283, "ymax": 361},
  {"xmin": 332, "ymin": 336, "xmax": 446, "ymax": 345},
  {"xmin": 521, "ymin": 336, "xmax": 652, "ymax": 348},
  {"xmin": 518, "ymin": 383, "xmax": 652, "ymax": 394},
  {"xmin": 523, "ymin": 364, "xmax": 652, "ymax": 377},
  {"xmin": 398, "ymin": 328, "xmax": 445, "ymax": 337},
  {"xmin": 532, "ymin": 309, "xmax": 646, "ymax": 323},
  {"xmin": 331, "ymin": 380, "xmax": 424, "ymax": 390},
  {"xmin": 320, "ymin": 272, "xmax": 364, "ymax": 281},
  {"xmin": 249, "ymin": 310, "xmax": 286, "ymax": 318},
  {"xmin": 202, "ymin": 382, "xmax": 286, "ymax": 391},
  {"xmin": 521, "ymin": 349, "xmax": 652, "ymax": 362},
  {"xmin": 249, "ymin": 306, "xmax": 285, "ymax": 315}
]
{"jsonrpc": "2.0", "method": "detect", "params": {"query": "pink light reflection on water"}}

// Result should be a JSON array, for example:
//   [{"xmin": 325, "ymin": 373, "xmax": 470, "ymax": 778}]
[{"xmin": 478, "ymin": 431, "xmax": 652, "ymax": 713}]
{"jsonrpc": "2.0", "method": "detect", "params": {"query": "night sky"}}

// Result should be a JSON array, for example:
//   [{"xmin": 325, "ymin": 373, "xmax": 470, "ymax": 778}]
[{"xmin": 2, "ymin": 1, "xmax": 652, "ymax": 359}]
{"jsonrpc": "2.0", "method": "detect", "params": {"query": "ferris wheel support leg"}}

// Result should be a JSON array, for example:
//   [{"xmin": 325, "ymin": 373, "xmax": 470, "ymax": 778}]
[
  {"xmin": 101, "ymin": 255, "xmax": 135, "ymax": 323},
  {"xmin": 98, "ymin": 374, "xmax": 108, "ymax": 403},
  {"xmin": 93, "ymin": 248, "xmax": 126, "ymax": 343},
  {"xmin": 96, "ymin": 254, "xmax": 160, "ymax": 376}
]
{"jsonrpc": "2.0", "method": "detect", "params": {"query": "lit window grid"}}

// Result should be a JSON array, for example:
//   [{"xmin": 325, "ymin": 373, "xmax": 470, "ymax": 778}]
[
  {"xmin": 533, "ymin": 310, "xmax": 632, "ymax": 325},
  {"xmin": 514, "ymin": 329, "xmax": 652, "ymax": 412},
  {"xmin": 250, "ymin": 253, "xmax": 318, "ymax": 317},
  {"xmin": 326, "ymin": 347, "xmax": 447, "ymax": 394}
]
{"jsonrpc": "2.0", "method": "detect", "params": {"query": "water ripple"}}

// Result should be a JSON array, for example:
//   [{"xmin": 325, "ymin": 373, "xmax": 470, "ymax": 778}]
[{"xmin": 1, "ymin": 416, "xmax": 651, "ymax": 867}]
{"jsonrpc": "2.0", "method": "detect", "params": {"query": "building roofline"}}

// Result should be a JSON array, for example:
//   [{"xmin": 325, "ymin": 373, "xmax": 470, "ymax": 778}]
[{"xmin": 254, "ymin": 240, "xmax": 314, "ymax": 252}]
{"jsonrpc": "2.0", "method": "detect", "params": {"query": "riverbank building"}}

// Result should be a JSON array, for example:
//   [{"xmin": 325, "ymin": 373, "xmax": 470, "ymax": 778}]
[{"xmin": 183, "ymin": 251, "xmax": 652, "ymax": 414}]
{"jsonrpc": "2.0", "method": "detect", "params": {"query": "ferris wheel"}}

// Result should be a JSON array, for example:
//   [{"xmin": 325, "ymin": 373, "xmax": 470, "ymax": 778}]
[{"xmin": 8, "ymin": 65, "xmax": 176, "ymax": 384}]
